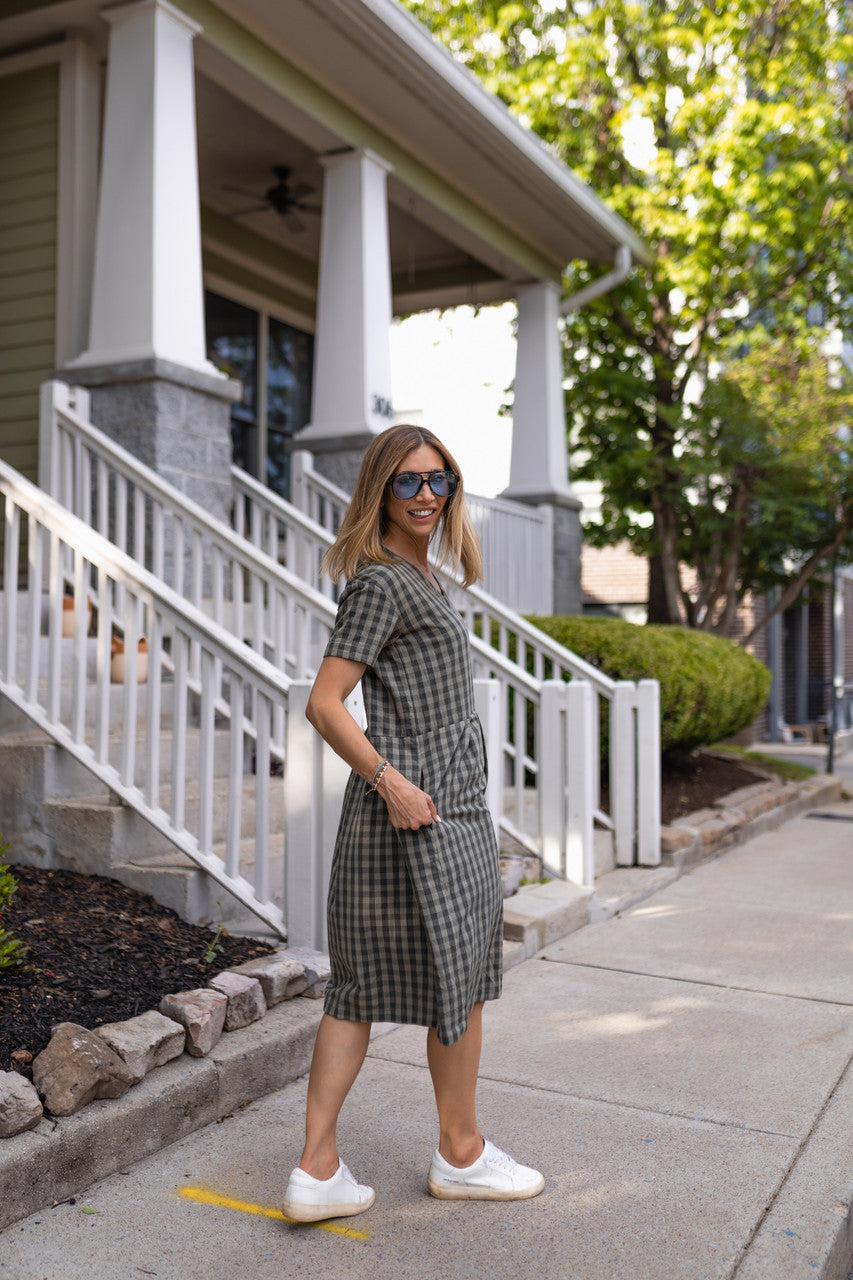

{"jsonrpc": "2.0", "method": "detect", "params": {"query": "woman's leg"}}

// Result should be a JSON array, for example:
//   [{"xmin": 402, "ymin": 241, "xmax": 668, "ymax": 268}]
[
  {"xmin": 299, "ymin": 1013, "xmax": 372, "ymax": 1179},
  {"xmin": 426, "ymin": 1002, "xmax": 485, "ymax": 1167}
]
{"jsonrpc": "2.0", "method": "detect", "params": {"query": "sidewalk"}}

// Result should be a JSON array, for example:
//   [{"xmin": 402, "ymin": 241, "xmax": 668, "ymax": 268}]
[{"xmin": 1, "ymin": 799, "xmax": 851, "ymax": 1280}]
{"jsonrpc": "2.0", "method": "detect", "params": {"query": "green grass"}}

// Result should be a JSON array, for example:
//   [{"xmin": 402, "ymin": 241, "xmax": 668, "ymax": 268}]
[{"xmin": 711, "ymin": 745, "xmax": 816, "ymax": 782}]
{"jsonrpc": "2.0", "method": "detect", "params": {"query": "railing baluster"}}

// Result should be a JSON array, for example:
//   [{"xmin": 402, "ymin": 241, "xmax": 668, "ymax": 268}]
[
  {"xmin": 254, "ymin": 692, "xmax": 271, "ymax": 903},
  {"xmin": 2, "ymin": 498, "xmax": 19, "ymax": 682},
  {"xmin": 144, "ymin": 608, "xmax": 163, "ymax": 809},
  {"xmin": 198, "ymin": 648, "xmax": 215, "ymax": 853},
  {"xmin": 226, "ymin": 674, "xmax": 243, "ymax": 877},
  {"xmin": 25, "ymin": 514, "xmax": 42, "ymax": 703},
  {"xmin": 171, "ymin": 630, "xmax": 188, "ymax": 831}
]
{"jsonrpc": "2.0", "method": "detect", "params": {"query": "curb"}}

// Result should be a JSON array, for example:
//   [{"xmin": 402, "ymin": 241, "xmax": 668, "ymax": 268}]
[{"xmin": 0, "ymin": 769, "xmax": 845, "ymax": 1236}]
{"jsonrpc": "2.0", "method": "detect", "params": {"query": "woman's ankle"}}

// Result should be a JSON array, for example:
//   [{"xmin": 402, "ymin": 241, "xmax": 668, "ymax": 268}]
[{"xmin": 438, "ymin": 1133, "xmax": 484, "ymax": 1169}]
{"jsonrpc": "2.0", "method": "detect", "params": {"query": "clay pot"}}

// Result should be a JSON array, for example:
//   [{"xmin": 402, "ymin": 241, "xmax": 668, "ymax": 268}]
[
  {"xmin": 110, "ymin": 635, "xmax": 149, "ymax": 683},
  {"xmin": 61, "ymin": 593, "xmax": 92, "ymax": 638}
]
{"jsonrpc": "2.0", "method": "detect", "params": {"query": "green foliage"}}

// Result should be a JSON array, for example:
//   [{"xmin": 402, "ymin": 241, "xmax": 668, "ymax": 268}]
[
  {"xmin": 0, "ymin": 840, "xmax": 28, "ymax": 970},
  {"xmin": 712, "ymin": 746, "xmax": 815, "ymax": 782},
  {"xmin": 403, "ymin": 0, "xmax": 853, "ymax": 631},
  {"xmin": 527, "ymin": 615, "xmax": 772, "ymax": 756}
]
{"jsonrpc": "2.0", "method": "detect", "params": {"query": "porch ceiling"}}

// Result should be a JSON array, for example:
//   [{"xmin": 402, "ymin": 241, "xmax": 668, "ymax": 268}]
[{"xmin": 2, "ymin": 0, "xmax": 649, "ymax": 316}]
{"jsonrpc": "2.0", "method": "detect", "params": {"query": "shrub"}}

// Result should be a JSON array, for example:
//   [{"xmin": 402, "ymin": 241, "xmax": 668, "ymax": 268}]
[
  {"xmin": 0, "ymin": 838, "xmax": 28, "ymax": 970},
  {"xmin": 526, "ymin": 616, "xmax": 772, "ymax": 758}
]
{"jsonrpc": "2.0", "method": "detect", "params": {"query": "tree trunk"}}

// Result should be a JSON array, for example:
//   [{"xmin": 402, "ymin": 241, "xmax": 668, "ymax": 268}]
[{"xmin": 647, "ymin": 553, "xmax": 675, "ymax": 623}]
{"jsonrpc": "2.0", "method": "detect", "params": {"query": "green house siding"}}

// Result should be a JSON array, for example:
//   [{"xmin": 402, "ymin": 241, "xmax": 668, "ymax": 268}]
[{"xmin": 0, "ymin": 64, "xmax": 58, "ymax": 481}]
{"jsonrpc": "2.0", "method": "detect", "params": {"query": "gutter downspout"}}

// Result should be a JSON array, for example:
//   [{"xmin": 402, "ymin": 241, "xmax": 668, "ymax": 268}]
[{"xmin": 560, "ymin": 244, "xmax": 632, "ymax": 315}]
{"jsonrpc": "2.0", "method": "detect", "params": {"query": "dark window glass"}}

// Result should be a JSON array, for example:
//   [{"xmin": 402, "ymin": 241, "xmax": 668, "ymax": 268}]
[
  {"xmin": 205, "ymin": 291, "xmax": 258, "ymax": 476},
  {"xmin": 266, "ymin": 317, "xmax": 314, "ymax": 497}
]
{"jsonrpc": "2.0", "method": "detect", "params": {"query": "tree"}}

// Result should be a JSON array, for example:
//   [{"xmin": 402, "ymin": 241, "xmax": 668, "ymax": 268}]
[{"xmin": 403, "ymin": 0, "xmax": 853, "ymax": 632}]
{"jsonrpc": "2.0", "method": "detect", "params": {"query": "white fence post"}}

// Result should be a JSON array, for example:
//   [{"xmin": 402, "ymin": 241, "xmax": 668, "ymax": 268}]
[
  {"xmin": 636, "ymin": 679, "xmax": 661, "ymax": 865},
  {"xmin": 611, "ymin": 681, "xmax": 636, "ymax": 866},
  {"xmin": 473, "ymin": 678, "xmax": 502, "ymax": 844},
  {"xmin": 291, "ymin": 450, "xmax": 311, "ymax": 516},
  {"xmin": 566, "ymin": 679, "xmax": 595, "ymax": 887},
  {"xmin": 284, "ymin": 679, "xmax": 362, "ymax": 949},
  {"xmin": 539, "ymin": 680, "xmax": 565, "ymax": 877}
]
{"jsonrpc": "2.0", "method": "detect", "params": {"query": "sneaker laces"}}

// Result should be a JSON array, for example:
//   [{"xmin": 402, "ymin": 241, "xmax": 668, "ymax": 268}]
[{"xmin": 484, "ymin": 1142, "xmax": 517, "ymax": 1176}]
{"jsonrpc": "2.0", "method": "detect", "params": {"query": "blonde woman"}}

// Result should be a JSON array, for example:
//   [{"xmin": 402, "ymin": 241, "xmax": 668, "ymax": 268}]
[{"xmin": 283, "ymin": 425, "xmax": 544, "ymax": 1222}]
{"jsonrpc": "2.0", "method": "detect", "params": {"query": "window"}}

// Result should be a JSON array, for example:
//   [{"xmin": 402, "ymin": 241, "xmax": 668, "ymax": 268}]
[{"xmin": 204, "ymin": 291, "xmax": 314, "ymax": 499}]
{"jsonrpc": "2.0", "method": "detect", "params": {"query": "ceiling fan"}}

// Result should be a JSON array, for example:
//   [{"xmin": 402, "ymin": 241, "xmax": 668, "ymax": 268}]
[{"xmin": 224, "ymin": 165, "xmax": 320, "ymax": 233}]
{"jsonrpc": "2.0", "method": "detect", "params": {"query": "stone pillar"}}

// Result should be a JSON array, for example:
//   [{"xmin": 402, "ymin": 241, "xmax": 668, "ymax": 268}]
[
  {"xmin": 503, "ymin": 282, "xmax": 582, "ymax": 616},
  {"xmin": 59, "ymin": 0, "xmax": 236, "ymax": 521},
  {"xmin": 296, "ymin": 149, "xmax": 395, "ymax": 493}
]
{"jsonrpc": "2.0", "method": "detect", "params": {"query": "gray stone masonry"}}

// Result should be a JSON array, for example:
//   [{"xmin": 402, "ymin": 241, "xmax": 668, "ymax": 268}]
[
  {"xmin": 207, "ymin": 971, "xmax": 266, "ymax": 1031},
  {"xmin": 0, "ymin": 1073, "xmax": 42, "ymax": 1138},
  {"xmin": 32, "ymin": 1023, "xmax": 134, "ymax": 1117},
  {"xmin": 55, "ymin": 358, "xmax": 241, "ymax": 528},
  {"xmin": 159, "ymin": 989, "xmax": 228, "ymax": 1058},
  {"xmin": 294, "ymin": 429, "xmax": 376, "ymax": 497},
  {"xmin": 94, "ymin": 1011, "xmax": 186, "ymax": 1084}
]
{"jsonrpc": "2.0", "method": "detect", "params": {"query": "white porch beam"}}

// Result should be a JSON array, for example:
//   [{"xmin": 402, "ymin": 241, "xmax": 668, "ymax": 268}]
[
  {"xmin": 503, "ymin": 281, "xmax": 572, "ymax": 501},
  {"xmin": 299, "ymin": 148, "xmax": 395, "ymax": 443},
  {"xmin": 70, "ymin": 0, "xmax": 220, "ymax": 377}
]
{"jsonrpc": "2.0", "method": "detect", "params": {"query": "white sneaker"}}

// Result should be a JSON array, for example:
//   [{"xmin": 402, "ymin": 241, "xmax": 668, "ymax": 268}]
[
  {"xmin": 428, "ymin": 1139, "xmax": 545, "ymax": 1201},
  {"xmin": 282, "ymin": 1160, "xmax": 375, "ymax": 1222}
]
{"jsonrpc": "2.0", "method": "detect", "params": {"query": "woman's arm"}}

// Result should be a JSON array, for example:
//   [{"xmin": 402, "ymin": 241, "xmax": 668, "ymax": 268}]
[{"xmin": 306, "ymin": 656, "xmax": 440, "ymax": 831}]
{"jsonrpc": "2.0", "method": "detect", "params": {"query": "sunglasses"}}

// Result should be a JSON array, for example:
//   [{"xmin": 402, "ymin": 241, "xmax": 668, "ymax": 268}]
[{"xmin": 388, "ymin": 470, "xmax": 459, "ymax": 501}]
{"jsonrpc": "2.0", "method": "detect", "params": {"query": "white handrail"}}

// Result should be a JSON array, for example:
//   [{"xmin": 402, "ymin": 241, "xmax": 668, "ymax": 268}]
[
  {"xmin": 1, "ymin": 460, "xmax": 295, "ymax": 936},
  {"xmin": 39, "ymin": 382, "xmax": 336, "ymax": 683}
]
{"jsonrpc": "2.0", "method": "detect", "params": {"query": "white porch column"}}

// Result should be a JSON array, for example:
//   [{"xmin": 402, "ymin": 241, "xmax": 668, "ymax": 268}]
[
  {"xmin": 503, "ymin": 281, "xmax": 582, "ymax": 614},
  {"xmin": 297, "ymin": 149, "xmax": 394, "ymax": 486},
  {"xmin": 504, "ymin": 281, "xmax": 572, "ymax": 501},
  {"xmin": 70, "ymin": 0, "xmax": 218, "ymax": 376}
]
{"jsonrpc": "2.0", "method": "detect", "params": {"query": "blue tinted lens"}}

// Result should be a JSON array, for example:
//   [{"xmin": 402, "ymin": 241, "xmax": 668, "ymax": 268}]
[{"xmin": 390, "ymin": 471, "xmax": 458, "ymax": 499}]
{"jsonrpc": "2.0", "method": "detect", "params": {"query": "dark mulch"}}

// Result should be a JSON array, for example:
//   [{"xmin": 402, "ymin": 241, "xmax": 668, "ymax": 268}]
[
  {"xmin": 0, "ymin": 867, "xmax": 274, "ymax": 1077},
  {"xmin": 658, "ymin": 750, "xmax": 768, "ymax": 825},
  {"xmin": 0, "ymin": 751, "xmax": 775, "ymax": 1078}
]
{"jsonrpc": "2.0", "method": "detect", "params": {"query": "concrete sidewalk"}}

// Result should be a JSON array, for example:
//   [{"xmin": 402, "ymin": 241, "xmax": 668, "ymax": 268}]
[{"xmin": 1, "ymin": 801, "xmax": 851, "ymax": 1280}]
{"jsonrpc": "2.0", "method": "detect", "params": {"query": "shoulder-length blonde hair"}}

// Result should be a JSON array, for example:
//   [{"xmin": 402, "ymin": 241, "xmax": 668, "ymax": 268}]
[{"xmin": 321, "ymin": 424, "xmax": 483, "ymax": 586}]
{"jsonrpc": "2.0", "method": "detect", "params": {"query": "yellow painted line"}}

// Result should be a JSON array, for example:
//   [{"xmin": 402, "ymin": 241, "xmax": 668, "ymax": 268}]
[{"xmin": 177, "ymin": 1185, "xmax": 371, "ymax": 1241}]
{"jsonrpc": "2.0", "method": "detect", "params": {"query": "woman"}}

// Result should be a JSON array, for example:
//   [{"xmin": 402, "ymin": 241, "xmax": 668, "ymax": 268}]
[{"xmin": 283, "ymin": 425, "xmax": 544, "ymax": 1222}]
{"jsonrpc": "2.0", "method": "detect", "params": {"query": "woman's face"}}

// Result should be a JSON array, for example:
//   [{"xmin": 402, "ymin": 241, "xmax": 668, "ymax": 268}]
[{"xmin": 382, "ymin": 443, "xmax": 450, "ymax": 545}]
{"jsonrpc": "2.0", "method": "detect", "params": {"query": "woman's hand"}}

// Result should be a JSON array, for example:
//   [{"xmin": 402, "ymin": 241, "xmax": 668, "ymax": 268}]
[{"xmin": 376, "ymin": 765, "xmax": 441, "ymax": 831}]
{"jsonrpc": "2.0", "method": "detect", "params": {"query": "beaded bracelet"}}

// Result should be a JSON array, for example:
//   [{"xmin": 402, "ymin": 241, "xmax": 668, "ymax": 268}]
[{"xmin": 367, "ymin": 759, "xmax": 389, "ymax": 793}]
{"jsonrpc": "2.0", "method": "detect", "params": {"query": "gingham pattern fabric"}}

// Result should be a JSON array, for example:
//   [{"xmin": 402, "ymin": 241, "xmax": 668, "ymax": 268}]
[{"xmin": 321, "ymin": 559, "xmax": 503, "ymax": 1046}]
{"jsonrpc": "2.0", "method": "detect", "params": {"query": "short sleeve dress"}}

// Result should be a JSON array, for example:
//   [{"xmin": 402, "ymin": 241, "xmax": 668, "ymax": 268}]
[{"xmin": 321, "ymin": 558, "xmax": 503, "ymax": 1046}]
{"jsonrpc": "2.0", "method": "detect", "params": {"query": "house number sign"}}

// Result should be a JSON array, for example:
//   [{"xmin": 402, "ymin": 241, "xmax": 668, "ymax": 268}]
[{"xmin": 371, "ymin": 394, "xmax": 394, "ymax": 420}]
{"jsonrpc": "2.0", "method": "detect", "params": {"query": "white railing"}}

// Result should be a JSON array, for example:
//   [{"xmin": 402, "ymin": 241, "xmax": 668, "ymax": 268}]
[
  {"xmin": 246, "ymin": 451, "xmax": 662, "ymax": 876},
  {"xmin": 37, "ymin": 383, "xmax": 660, "ymax": 881},
  {"xmin": 465, "ymin": 492, "xmax": 553, "ymax": 614},
  {"xmin": 39, "ymin": 382, "xmax": 335, "ymax": 683},
  {"xmin": 0, "ymin": 461, "xmax": 302, "ymax": 936},
  {"xmin": 231, "ymin": 463, "xmax": 337, "ymax": 604}
]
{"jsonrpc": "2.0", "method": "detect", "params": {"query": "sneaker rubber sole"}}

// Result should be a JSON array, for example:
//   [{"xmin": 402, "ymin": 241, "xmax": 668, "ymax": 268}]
[
  {"xmin": 427, "ymin": 1172, "xmax": 545, "ymax": 1201},
  {"xmin": 282, "ymin": 1187, "xmax": 376, "ymax": 1222}
]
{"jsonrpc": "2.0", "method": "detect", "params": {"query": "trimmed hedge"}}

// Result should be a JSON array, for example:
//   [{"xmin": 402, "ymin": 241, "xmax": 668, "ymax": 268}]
[{"xmin": 526, "ymin": 615, "xmax": 772, "ymax": 757}]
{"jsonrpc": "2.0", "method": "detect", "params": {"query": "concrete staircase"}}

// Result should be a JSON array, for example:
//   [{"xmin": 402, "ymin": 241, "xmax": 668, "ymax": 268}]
[{"xmin": 0, "ymin": 626, "xmax": 287, "ymax": 939}]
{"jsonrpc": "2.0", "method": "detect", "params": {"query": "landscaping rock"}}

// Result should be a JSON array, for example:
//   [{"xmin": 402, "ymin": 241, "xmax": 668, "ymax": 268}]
[
  {"xmin": 94, "ymin": 1010, "xmax": 186, "ymax": 1083},
  {"xmin": 277, "ymin": 947, "xmax": 331, "ymax": 998},
  {"xmin": 0, "ymin": 1071, "xmax": 43, "ymax": 1138},
  {"xmin": 32, "ymin": 1023, "xmax": 134, "ymax": 1116},
  {"xmin": 159, "ymin": 988, "xmax": 228, "ymax": 1057},
  {"xmin": 227, "ymin": 953, "xmax": 307, "ymax": 1005},
  {"xmin": 208, "ymin": 971, "xmax": 266, "ymax": 1030}
]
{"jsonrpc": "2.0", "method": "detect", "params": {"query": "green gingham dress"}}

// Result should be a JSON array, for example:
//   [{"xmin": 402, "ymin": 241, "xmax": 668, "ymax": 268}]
[{"xmin": 322, "ymin": 558, "xmax": 503, "ymax": 1046}]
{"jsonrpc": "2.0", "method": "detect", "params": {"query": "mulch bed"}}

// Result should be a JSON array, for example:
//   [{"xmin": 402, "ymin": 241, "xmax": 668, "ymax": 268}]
[
  {"xmin": 0, "ymin": 867, "xmax": 273, "ymax": 1078},
  {"xmin": 0, "ymin": 750, "xmax": 774, "ymax": 1079}
]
